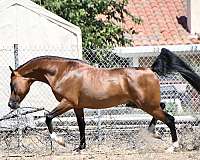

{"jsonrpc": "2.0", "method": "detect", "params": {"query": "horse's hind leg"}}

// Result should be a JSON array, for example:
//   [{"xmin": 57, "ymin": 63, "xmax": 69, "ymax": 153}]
[
  {"xmin": 150, "ymin": 107, "xmax": 178, "ymax": 152},
  {"xmin": 46, "ymin": 99, "xmax": 73, "ymax": 146},
  {"xmin": 148, "ymin": 117, "xmax": 158, "ymax": 135},
  {"xmin": 148, "ymin": 102, "xmax": 165, "ymax": 138},
  {"xmin": 74, "ymin": 108, "xmax": 86, "ymax": 151}
]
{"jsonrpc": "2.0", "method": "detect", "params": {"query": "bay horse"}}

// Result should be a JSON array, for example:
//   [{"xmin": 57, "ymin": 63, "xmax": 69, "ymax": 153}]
[{"xmin": 8, "ymin": 50, "xmax": 184, "ymax": 152}]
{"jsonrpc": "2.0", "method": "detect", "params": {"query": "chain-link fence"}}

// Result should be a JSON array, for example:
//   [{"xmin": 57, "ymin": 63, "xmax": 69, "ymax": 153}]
[{"xmin": 0, "ymin": 45, "xmax": 200, "ymax": 157}]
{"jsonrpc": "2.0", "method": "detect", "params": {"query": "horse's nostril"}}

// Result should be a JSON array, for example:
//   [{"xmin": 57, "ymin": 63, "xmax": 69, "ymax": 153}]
[
  {"xmin": 8, "ymin": 101, "xmax": 19, "ymax": 109},
  {"xmin": 8, "ymin": 102, "xmax": 12, "ymax": 108},
  {"xmin": 8, "ymin": 101, "xmax": 17, "ymax": 109}
]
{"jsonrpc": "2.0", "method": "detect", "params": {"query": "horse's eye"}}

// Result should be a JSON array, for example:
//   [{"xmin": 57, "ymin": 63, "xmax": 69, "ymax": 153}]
[
  {"xmin": 10, "ymin": 83, "xmax": 16, "ymax": 94},
  {"xmin": 10, "ymin": 83, "xmax": 13, "ymax": 91}
]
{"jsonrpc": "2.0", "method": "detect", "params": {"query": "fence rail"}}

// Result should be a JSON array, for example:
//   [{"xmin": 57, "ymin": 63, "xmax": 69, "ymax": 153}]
[{"xmin": 0, "ymin": 45, "xmax": 200, "ymax": 156}]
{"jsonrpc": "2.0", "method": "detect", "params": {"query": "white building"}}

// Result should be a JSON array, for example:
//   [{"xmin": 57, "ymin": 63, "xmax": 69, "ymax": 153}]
[{"xmin": 0, "ymin": 0, "xmax": 82, "ymax": 117}]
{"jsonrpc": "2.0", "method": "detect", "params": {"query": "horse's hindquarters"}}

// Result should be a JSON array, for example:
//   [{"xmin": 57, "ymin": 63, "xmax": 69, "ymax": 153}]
[{"xmin": 126, "ymin": 68, "xmax": 161, "ymax": 110}]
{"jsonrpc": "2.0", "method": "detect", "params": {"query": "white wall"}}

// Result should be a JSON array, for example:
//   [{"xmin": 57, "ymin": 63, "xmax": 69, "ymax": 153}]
[
  {"xmin": 187, "ymin": 0, "xmax": 200, "ymax": 35},
  {"xmin": 0, "ymin": 46, "xmax": 15, "ymax": 116}
]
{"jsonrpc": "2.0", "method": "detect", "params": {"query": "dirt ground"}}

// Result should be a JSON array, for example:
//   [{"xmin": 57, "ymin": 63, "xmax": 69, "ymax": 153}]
[
  {"xmin": 1, "ymin": 150, "xmax": 200, "ymax": 160},
  {"xmin": 1, "ymin": 129, "xmax": 200, "ymax": 160}
]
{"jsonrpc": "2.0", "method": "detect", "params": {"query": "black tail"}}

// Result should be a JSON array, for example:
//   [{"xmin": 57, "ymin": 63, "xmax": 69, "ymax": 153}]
[{"xmin": 152, "ymin": 48, "xmax": 200, "ymax": 93}]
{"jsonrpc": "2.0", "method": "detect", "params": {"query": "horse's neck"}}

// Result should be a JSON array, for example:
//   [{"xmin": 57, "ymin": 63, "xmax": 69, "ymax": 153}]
[
  {"xmin": 17, "ymin": 58, "xmax": 89, "ymax": 85},
  {"xmin": 17, "ymin": 60, "xmax": 57, "ymax": 84}
]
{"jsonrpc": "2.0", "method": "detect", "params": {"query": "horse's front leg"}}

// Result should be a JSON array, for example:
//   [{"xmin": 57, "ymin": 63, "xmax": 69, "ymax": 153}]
[
  {"xmin": 74, "ymin": 108, "xmax": 86, "ymax": 151},
  {"xmin": 45, "ymin": 99, "xmax": 73, "ymax": 146}
]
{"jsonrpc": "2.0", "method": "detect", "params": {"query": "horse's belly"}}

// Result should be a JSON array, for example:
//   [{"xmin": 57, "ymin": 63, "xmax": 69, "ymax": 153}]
[
  {"xmin": 78, "ymin": 94, "xmax": 129, "ymax": 109},
  {"xmin": 79, "ymin": 76, "xmax": 129, "ymax": 108}
]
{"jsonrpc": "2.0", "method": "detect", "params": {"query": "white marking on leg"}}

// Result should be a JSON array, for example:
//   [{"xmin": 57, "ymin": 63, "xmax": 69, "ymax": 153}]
[
  {"xmin": 165, "ymin": 141, "xmax": 179, "ymax": 153},
  {"xmin": 148, "ymin": 124, "xmax": 156, "ymax": 133},
  {"xmin": 50, "ymin": 132, "xmax": 58, "ymax": 141},
  {"xmin": 152, "ymin": 131, "xmax": 161, "ymax": 139},
  {"xmin": 50, "ymin": 132, "xmax": 65, "ymax": 146},
  {"xmin": 172, "ymin": 141, "xmax": 179, "ymax": 148}
]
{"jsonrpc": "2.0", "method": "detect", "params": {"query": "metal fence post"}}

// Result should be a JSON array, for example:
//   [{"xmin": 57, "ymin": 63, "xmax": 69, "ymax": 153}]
[
  {"xmin": 14, "ymin": 44, "xmax": 19, "ymax": 69},
  {"xmin": 14, "ymin": 44, "xmax": 22, "ymax": 151},
  {"xmin": 94, "ymin": 63, "xmax": 102, "ymax": 144},
  {"xmin": 97, "ymin": 109, "xmax": 102, "ymax": 144},
  {"xmin": 17, "ymin": 110, "xmax": 22, "ymax": 150}
]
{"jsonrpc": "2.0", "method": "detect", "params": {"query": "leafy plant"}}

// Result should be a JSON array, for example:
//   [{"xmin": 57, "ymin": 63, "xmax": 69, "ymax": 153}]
[{"xmin": 33, "ymin": 0, "xmax": 142, "ymax": 48}]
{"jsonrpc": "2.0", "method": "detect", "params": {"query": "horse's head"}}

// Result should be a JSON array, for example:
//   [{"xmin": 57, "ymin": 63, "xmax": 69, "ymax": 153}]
[{"xmin": 8, "ymin": 66, "xmax": 33, "ymax": 110}]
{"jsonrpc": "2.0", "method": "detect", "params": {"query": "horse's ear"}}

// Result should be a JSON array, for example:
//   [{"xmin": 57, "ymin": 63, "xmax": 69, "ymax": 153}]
[
  {"xmin": 9, "ymin": 66, "xmax": 16, "ymax": 77},
  {"xmin": 9, "ymin": 66, "xmax": 14, "ymax": 73}
]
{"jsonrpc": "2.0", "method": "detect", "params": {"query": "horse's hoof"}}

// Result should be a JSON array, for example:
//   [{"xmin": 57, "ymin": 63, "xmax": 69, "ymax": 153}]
[
  {"xmin": 165, "ymin": 141, "xmax": 179, "ymax": 153},
  {"xmin": 50, "ymin": 132, "xmax": 65, "ymax": 147},
  {"xmin": 152, "ymin": 133, "xmax": 161, "ymax": 139},
  {"xmin": 73, "ymin": 147, "xmax": 81, "ymax": 152},
  {"xmin": 73, "ymin": 143, "xmax": 86, "ymax": 152},
  {"xmin": 56, "ymin": 136, "xmax": 65, "ymax": 147},
  {"xmin": 165, "ymin": 146, "xmax": 175, "ymax": 153}
]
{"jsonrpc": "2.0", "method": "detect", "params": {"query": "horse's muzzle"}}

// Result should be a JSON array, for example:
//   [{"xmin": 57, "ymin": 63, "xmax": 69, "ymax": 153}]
[{"xmin": 8, "ymin": 101, "xmax": 20, "ymax": 110}]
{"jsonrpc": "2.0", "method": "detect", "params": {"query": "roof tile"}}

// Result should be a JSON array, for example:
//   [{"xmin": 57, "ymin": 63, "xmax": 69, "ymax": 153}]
[{"xmin": 126, "ymin": 0, "xmax": 200, "ymax": 46}]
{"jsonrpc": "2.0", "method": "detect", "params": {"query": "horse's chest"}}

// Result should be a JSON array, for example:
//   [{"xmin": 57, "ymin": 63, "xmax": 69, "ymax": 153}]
[{"xmin": 53, "ymin": 76, "xmax": 81, "ymax": 98}]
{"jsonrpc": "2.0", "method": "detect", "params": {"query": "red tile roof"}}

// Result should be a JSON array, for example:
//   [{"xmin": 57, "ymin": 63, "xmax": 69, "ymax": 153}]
[{"xmin": 125, "ymin": 0, "xmax": 200, "ymax": 46}]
